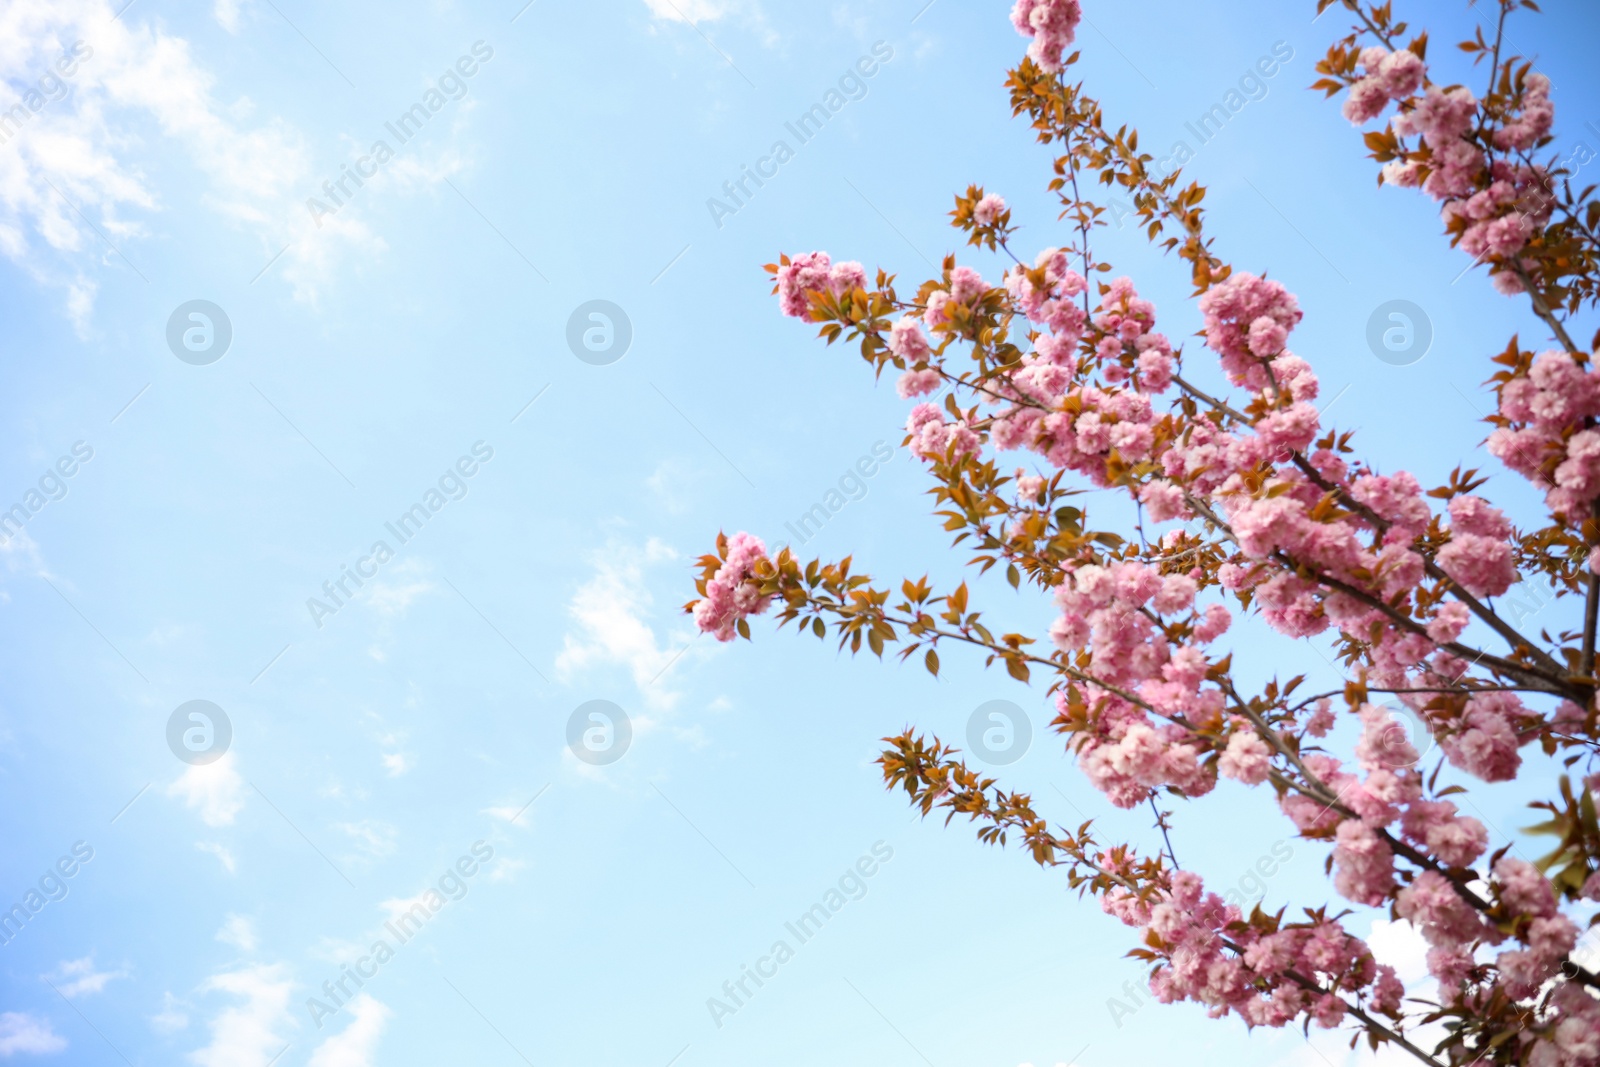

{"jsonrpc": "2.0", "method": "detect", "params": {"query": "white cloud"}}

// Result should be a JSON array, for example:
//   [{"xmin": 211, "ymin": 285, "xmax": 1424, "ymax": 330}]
[
  {"xmin": 0, "ymin": 0, "xmax": 474, "ymax": 317},
  {"xmin": 150, "ymin": 992, "xmax": 189, "ymax": 1035},
  {"xmin": 645, "ymin": 459, "xmax": 693, "ymax": 514},
  {"xmin": 0, "ymin": 0, "xmax": 314, "ymax": 320},
  {"xmin": 335, "ymin": 820, "xmax": 397, "ymax": 862},
  {"xmin": 1366, "ymin": 917, "xmax": 1430, "ymax": 984},
  {"xmin": 480, "ymin": 802, "xmax": 534, "ymax": 826},
  {"xmin": 0, "ymin": 529, "xmax": 48, "ymax": 584},
  {"xmin": 365, "ymin": 569, "xmax": 435, "ymax": 617},
  {"xmin": 554, "ymin": 538, "xmax": 695, "ymax": 710},
  {"xmin": 373, "ymin": 727, "xmax": 412, "ymax": 777},
  {"xmin": 485, "ymin": 857, "xmax": 525, "ymax": 883},
  {"xmin": 642, "ymin": 0, "xmax": 741, "ymax": 22},
  {"xmin": 376, "ymin": 890, "xmax": 435, "ymax": 926},
  {"xmin": 188, "ymin": 964, "xmax": 294, "ymax": 1067},
  {"xmin": 167, "ymin": 751, "xmax": 246, "ymax": 827},
  {"xmin": 216, "ymin": 915, "xmax": 257, "ymax": 952},
  {"xmin": 196, "ymin": 841, "xmax": 236, "ymax": 874},
  {"xmin": 213, "ymin": 0, "xmax": 247, "ymax": 33},
  {"xmin": 44, "ymin": 956, "xmax": 125, "ymax": 998},
  {"xmin": 0, "ymin": 1012, "xmax": 65, "ymax": 1056},
  {"xmin": 307, "ymin": 995, "xmax": 389, "ymax": 1067}
]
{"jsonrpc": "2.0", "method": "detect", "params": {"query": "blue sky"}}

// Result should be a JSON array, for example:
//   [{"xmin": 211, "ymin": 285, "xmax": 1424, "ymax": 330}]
[{"xmin": 2, "ymin": 0, "xmax": 1599, "ymax": 1065}]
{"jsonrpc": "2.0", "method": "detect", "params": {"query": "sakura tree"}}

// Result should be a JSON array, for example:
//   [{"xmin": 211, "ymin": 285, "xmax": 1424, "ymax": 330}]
[{"xmin": 687, "ymin": 1, "xmax": 1600, "ymax": 1062}]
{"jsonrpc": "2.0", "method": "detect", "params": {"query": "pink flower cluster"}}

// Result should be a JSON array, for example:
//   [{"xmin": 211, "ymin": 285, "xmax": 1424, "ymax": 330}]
[
  {"xmin": 1092, "ymin": 276, "xmax": 1176, "ymax": 392},
  {"xmin": 691, "ymin": 533, "xmax": 775, "ymax": 642},
  {"xmin": 1446, "ymin": 163, "xmax": 1555, "ymax": 283},
  {"xmin": 1269, "ymin": 706, "xmax": 1491, "ymax": 905},
  {"xmin": 1006, "ymin": 247, "xmax": 1090, "ymax": 371},
  {"xmin": 1392, "ymin": 86, "xmax": 1482, "ymax": 199},
  {"xmin": 1495, "ymin": 73, "xmax": 1554, "ymax": 152},
  {"xmin": 1392, "ymin": 857, "xmax": 1598, "ymax": 1063},
  {"xmin": 1104, "ymin": 868, "xmax": 1399, "ymax": 1031},
  {"xmin": 905, "ymin": 403, "xmax": 979, "ymax": 463},
  {"xmin": 776, "ymin": 252, "xmax": 866, "ymax": 319},
  {"xmin": 1438, "ymin": 689, "xmax": 1527, "ymax": 782},
  {"xmin": 1488, "ymin": 350, "xmax": 1600, "ymax": 526},
  {"xmin": 1430, "ymin": 494, "xmax": 1516, "ymax": 596},
  {"xmin": 1341, "ymin": 46, "xmax": 1426, "ymax": 125},
  {"xmin": 1048, "ymin": 560, "xmax": 1229, "ymax": 807},
  {"xmin": 1362, "ymin": 64, "xmax": 1555, "ymax": 285},
  {"xmin": 1196, "ymin": 272, "xmax": 1303, "ymax": 392},
  {"xmin": 922, "ymin": 265, "xmax": 990, "ymax": 334},
  {"xmin": 1009, "ymin": 0, "xmax": 1081, "ymax": 73}
]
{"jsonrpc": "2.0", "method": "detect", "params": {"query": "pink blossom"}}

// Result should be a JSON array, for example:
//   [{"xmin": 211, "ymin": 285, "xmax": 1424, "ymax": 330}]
[
  {"xmin": 1426, "ymin": 601, "xmax": 1470, "ymax": 645},
  {"xmin": 1218, "ymin": 728, "xmax": 1272, "ymax": 785},
  {"xmin": 905, "ymin": 403, "xmax": 979, "ymax": 462},
  {"xmin": 1305, "ymin": 699, "xmax": 1335, "ymax": 738},
  {"xmin": 1441, "ymin": 691, "xmax": 1525, "ymax": 782},
  {"xmin": 1436, "ymin": 529, "xmax": 1516, "ymax": 598},
  {"xmin": 1009, "ymin": 0, "xmax": 1082, "ymax": 72},
  {"xmin": 1494, "ymin": 856, "xmax": 1558, "ymax": 920},
  {"xmin": 1332, "ymin": 820, "xmax": 1396, "ymax": 906},
  {"xmin": 895, "ymin": 368, "xmax": 942, "ymax": 398},
  {"xmin": 1400, "ymin": 799, "xmax": 1488, "ymax": 867},
  {"xmin": 1396, "ymin": 870, "xmax": 1491, "ymax": 949},
  {"xmin": 973, "ymin": 193, "xmax": 1007, "ymax": 226},
  {"xmin": 828, "ymin": 260, "xmax": 866, "ymax": 295},
  {"xmin": 887, "ymin": 315, "xmax": 932, "ymax": 363},
  {"xmin": 1197, "ymin": 273, "xmax": 1303, "ymax": 391},
  {"xmin": 1494, "ymin": 73, "xmax": 1553, "ymax": 151},
  {"xmin": 775, "ymin": 251, "xmax": 832, "ymax": 318},
  {"xmin": 1377, "ymin": 50, "xmax": 1425, "ymax": 98},
  {"xmin": 692, "ymin": 533, "xmax": 775, "ymax": 642},
  {"xmin": 1342, "ymin": 77, "xmax": 1392, "ymax": 125}
]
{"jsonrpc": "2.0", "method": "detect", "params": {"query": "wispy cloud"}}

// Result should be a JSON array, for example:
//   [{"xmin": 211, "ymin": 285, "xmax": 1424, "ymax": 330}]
[
  {"xmin": 167, "ymin": 752, "xmax": 246, "ymax": 827},
  {"xmin": 307, "ymin": 995, "xmax": 389, "ymax": 1067},
  {"xmin": 215, "ymin": 915, "xmax": 257, "ymax": 952},
  {"xmin": 44, "ymin": 955, "xmax": 125, "ymax": 999},
  {"xmin": 365, "ymin": 563, "xmax": 435, "ymax": 618},
  {"xmin": 554, "ymin": 537, "xmax": 694, "ymax": 711},
  {"xmin": 335, "ymin": 820, "xmax": 397, "ymax": 863},
  {"xmin": 0, "ymin": 1012, "xmax": 65, "ymax": 1056},
  {"xmin": 150, "ymin": 992, "xmax": 189, "ymax": 1035},
  {"xmin": 642, "ymin": 0, "xmax": 742, "ymax": 23},
  {"xmin": 196, "ymin": 841, "xmax": 237, "ymax": 874},
  {"xmin": 188, "ymin": 964, "xmax": 294, "ymax": 1067}
]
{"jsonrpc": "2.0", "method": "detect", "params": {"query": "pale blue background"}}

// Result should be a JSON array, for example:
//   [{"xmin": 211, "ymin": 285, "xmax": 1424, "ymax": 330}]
[{"xmin": 1, "ymin": 1, "xmax": 1598, "ymax": 1065}]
